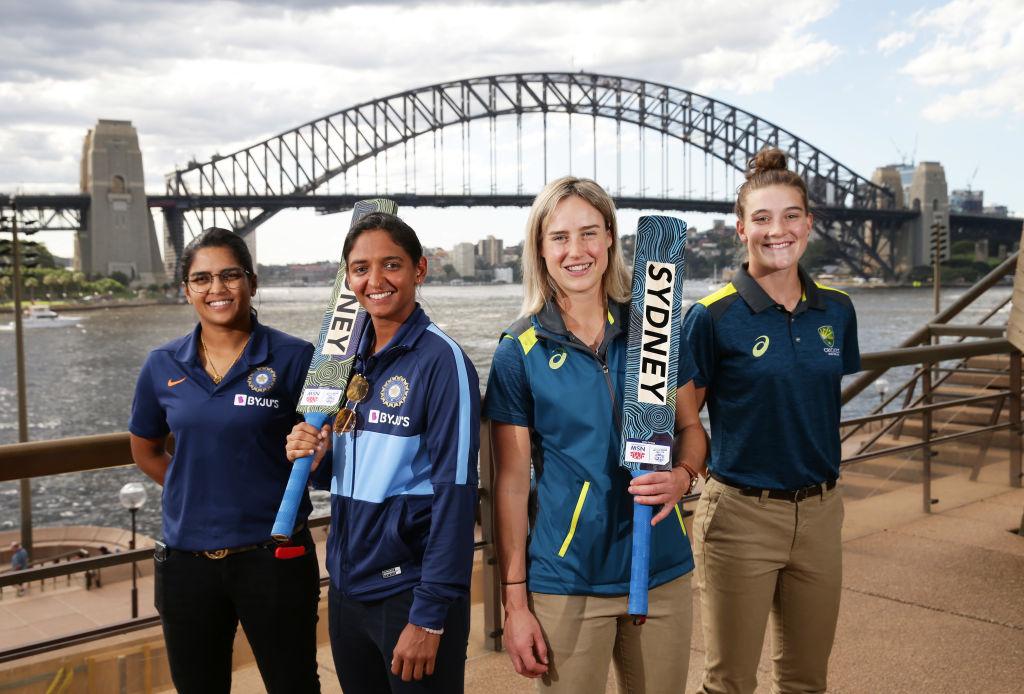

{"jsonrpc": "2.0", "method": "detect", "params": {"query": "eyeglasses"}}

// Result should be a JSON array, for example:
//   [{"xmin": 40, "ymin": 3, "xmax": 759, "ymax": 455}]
[
  {"xmin": 334, "ymin": 373, "xmax": 370, "ymax": 435},
  {"xmin": 185, "ymin": 268, "xmax": 250, "ymax": 293}
]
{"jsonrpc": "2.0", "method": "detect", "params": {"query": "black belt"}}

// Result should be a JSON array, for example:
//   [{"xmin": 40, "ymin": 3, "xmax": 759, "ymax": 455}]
[
  {"xmin": 710, "ymin": 472, "xmax": 836, "ymax": 502},
  {"xmin": 179, "ymin": 523, "xmax": 309, "ymax": 559}
]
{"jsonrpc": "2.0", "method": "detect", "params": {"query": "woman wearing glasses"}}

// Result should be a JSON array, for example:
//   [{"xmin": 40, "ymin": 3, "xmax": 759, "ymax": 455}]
[
  {"xmin": 129, "ymin": 227, "xmax": 321, "ymax": 694},
  {"xmin": 286, "ymin": 212, "xmax": 480, "ymax": 693}
]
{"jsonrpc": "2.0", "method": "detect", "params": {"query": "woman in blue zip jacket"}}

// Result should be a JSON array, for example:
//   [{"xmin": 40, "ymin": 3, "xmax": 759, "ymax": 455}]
[
  {"xmin": 484, "ymin": 176, "xmax": 707, "ymax": 693},
  {"xmin": 129, "ymin": 227, "xmax": 320, "ymax": 694},
  {"xmin": 286, "ymin": 212, "xmax": 480, "ymax": 693}
]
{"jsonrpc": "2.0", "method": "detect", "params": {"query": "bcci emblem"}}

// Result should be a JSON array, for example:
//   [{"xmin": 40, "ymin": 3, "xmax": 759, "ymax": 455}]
[
  {"xmin": 818, "ymin": 325, "xmax": 835, "ymax": 348},
  {"xmin": 247, "ymin": 367, "xmax": 277, "ymax": 393},
  {"xmin": 380, "ymin": 375, "xmax": 410, "ymax": 408}
]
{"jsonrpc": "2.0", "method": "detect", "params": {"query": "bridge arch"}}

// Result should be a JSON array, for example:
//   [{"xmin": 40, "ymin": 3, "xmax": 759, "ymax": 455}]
[{"xmin": 166, "ymin": 72, "xmax": 893, "ymax": 234}]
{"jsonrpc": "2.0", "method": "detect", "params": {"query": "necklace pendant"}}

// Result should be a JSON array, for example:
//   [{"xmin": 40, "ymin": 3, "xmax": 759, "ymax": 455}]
[{"xmin": 212, "ymin": 375, "xmax": 222, "ymax": 384}]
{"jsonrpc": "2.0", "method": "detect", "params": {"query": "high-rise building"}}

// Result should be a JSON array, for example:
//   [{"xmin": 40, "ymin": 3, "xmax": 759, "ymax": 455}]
[
  {"xmin": 451, "ymin": 242, "xmax": 477, "ymax": 278},
  {"xmin": 951, "ymin": 189, "xmax": 984, "ymax": 214},
  {"xmin": 476, "ymin": 235, "xmax": 504, "ymax": 267}
]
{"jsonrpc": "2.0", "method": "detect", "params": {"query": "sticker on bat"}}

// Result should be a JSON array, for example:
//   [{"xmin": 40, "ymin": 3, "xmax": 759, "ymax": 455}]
[
  {"xmin": 300, "ymin": 388, "xmax": 343, "ymax": 407},
  {"xmin": 638, "ymin": 261, "xmax": 675, "ymax": 405},
  {"xmin": 625, "ymin": 438, "xmax": 672, "ymax": 469}
]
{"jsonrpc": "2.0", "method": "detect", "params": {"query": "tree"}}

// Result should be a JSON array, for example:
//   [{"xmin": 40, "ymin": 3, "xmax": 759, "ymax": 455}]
[
  {"xmin": 24, "ymin": 277, "xmax": 38, "ymax": 302},
  {"xmin": 0, "ymin": 275, "xmax": 10, "ymax": 301}
]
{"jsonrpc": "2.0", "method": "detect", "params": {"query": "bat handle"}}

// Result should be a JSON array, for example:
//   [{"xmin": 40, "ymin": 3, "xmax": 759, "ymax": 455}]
[
  {"xmin": 629, "ymin": 469, "xmax": 653, "ymax": 625},
  {"xmin": 272, "ymin": 412, "xmax": 330, "ymax": 542}
]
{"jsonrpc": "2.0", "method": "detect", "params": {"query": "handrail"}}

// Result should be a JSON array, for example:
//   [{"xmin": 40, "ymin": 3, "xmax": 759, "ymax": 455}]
[{"xmin": 842, "ymin": 251, "xmax": 1018, "ymax": 404}]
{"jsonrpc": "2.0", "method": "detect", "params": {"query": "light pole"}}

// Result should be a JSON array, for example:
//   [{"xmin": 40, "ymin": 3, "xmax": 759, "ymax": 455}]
[
  {"xmin": 118, "ymin": 482, "xmax": 147, "ymax": 619},
  {"xmin": 1, "ymin": 199, "xmax": 38, "ymax": 555}
]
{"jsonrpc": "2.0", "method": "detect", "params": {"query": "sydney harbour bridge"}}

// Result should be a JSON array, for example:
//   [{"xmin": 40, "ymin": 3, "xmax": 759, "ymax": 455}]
[{"xmin": 2, "ymin": 72, "xmax": 1019, "ymax": 282}]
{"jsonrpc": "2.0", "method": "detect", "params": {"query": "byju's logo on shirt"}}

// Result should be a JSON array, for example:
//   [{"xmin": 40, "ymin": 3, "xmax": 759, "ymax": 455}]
[
  {"xmin": 233, "ymin": 393, "xmax": 280, "ymax": 408},
  {"xmin": 367, "ymin": 409, "xmax": 411, "ymax": 427},
  {"xmin": 752, "ymin": 335, "xmax": 770, "ymax": 358}
]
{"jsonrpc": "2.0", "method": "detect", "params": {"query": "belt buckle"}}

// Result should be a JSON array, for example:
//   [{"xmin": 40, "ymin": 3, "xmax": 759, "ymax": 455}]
[{"xmin": 202, "ymin": 549, "xmax": 229, "ymax": 560}]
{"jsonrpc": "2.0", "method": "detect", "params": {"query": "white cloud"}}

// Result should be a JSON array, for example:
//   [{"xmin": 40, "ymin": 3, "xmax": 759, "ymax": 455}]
[
  {"xmin": 899, "ymin": 0, "xmax": 1024, "ymax": 121},
  {"xmin": 876, "ymin": 30, "xmax": 915, "ymax": 55},
  {"xmin": 0, "ymin": 0, "xmax": 840, "ymax": 192}
]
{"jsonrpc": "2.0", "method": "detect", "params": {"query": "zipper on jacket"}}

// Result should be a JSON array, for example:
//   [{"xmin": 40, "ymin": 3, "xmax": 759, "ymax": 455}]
[{"xmin": 557, "ymin": 481, "xmax": 591, "ymax": 557}]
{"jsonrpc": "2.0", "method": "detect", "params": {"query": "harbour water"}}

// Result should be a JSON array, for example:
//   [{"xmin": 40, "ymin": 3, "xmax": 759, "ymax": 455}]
[{"xmin": 0, "ymin": 282, "xmax": 1012, "ymax": 538}]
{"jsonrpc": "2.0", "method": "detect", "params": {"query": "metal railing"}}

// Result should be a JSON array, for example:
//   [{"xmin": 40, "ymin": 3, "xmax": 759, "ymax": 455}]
[{"xmin": 2, "ymin": 333, "xmax": 1023, "ymax": 665}]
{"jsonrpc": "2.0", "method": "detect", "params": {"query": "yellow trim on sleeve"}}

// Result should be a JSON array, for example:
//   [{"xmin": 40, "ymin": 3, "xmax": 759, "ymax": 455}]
[
  {"xmin": 518, "ymin": 326, "xmax": 538, "ymax": 355},
  {"xmin": 697, "ymin": 283, "xmax": 738, "ymax": 307},
  {"xmin": 815, "ymin": 282, "xmax": 849, "ymax": 297},
  {"xmin": 674, "ymin": 504, "xmax": 687, "ymax": 537},
  {"xmin": 558, "ymin": 481, "xmax": 591, "ymax": 557},
  {"xmin": 607, "ymin": 309, "xmax": 615, "ymax": 324}
]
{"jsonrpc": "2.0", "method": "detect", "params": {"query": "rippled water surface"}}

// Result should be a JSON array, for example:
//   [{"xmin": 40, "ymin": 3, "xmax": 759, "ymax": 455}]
[{"xmin": 0, "ymin": 282, "xmax": 1011, "ymax": 537}]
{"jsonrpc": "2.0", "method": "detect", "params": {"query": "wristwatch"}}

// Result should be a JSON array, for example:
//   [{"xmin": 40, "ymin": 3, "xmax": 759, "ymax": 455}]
[{"xmin": 679, "ymin": 462, "xmax": 700, "ymax": 493}]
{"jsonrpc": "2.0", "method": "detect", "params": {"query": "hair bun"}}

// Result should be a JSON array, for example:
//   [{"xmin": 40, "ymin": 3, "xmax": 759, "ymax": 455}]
[{"xmin": 746, "ymin": 147, "xmax": 788, "ymax": 179}]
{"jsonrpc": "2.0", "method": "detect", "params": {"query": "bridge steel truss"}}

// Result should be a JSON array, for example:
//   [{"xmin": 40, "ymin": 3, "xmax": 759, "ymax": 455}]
[{"xmin": 165, "ymin": 72, "xmax": 900, "ymax": 278}]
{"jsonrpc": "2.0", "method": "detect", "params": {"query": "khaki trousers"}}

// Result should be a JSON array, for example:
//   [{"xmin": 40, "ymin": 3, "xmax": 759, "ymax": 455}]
[
  {"xmin": 531, "ymin": 574, "xmax": 692, "ymax": 694},
  {"xmin": 693, "ymin": 476, "xmax": 844, "ymax": 694}
]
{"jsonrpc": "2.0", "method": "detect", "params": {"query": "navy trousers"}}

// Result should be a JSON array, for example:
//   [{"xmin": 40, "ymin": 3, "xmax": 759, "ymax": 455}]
[
  {"xmin": 328, "ymin": 585, "xmax": 469, "ymax": 693},
  {"xmin": 154, "ymin": 530, "xmax": 321, "ymax": 694}
]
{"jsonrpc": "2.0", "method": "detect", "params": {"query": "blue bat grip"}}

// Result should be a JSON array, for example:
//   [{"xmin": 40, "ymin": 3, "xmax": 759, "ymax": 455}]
[
  {"xmin": 272, "ymin": 411, "xmax": 330, "ymax": 541},
  {"xmin": 629, "ymin": 469, "xmax": 653, "ymax": 622}
]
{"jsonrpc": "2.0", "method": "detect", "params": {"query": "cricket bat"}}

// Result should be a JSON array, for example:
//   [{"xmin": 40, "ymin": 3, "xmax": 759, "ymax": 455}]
[
  {"xmin": 271, "ymin": 198, "xmax": 398, "ymax": 541},
  {"xmin": 621, "ymin": 215, "xmax": 687, "ymax": 624}
]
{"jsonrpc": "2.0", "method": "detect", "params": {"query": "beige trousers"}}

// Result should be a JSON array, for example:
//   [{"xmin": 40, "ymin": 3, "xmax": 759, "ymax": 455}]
[
  {"xmin": 531, "ymin": 574, "xmax": 692, "ymax": 694},
  {"xmin": 693, "ymin": 476, "xmax": 844, "ymax": 694}
]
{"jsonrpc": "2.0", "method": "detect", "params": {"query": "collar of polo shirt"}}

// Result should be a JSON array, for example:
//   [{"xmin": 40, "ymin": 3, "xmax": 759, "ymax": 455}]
[{"xmin": 732, "ymin": 263, "xmax": 827, "ymax": 314}]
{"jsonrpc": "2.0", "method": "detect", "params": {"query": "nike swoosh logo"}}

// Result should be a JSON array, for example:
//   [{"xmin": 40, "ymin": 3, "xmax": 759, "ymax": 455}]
[{"xmin": 167, "ymin": 377, "xmax": 187, "ymax": 387}]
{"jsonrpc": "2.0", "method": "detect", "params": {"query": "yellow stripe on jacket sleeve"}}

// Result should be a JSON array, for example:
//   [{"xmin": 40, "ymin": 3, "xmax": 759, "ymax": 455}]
[
  {"xmin": 815, "ymin": 282, "xmax": 850, "ymax": 296},
  {"xmin": 558, "ymin": 481, "xmax": 591, "ymax": 557},
  {"xmin": 518, "ymin": 326, "xmax": 538, "ymax": 355}
]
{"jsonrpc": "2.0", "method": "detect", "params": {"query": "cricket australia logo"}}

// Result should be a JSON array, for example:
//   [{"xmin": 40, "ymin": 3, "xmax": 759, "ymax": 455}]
[
  {"xmin": 247, "ymin": 367, "xmax": 276, "ymax": 393},
  {"xmin": 380, "ymin": 375, "xmax": 410, "ymax": 408},
  {"xmin": 819, "ymin": 325, "xmax": 841, "ymax": 357}
]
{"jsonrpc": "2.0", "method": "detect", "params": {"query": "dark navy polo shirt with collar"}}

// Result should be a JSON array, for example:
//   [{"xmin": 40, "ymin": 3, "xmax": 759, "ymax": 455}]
[
  {"xmin": 683, "ymin": 264, "xmax": 860, "ymax": 490},
  {"xmin": 129, "ymin": 316, "xmax": 314, "ymax": 551}
]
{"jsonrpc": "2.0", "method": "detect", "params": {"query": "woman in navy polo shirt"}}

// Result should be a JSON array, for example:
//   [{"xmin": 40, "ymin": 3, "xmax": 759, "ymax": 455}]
[
  {"xmin": 129, "ymin": 228, "xmax": 320, "ymax": 694},
  {"xmin": 484, "ymin": 176, "xmax": 706, "ymax": 692},
  {"xmin": 286, "ymin": 212, "xmax": 479, "ymax": 693},
  {"xmin": 683, "ymin": 148, "xmax": 861, "ymax": 694}
]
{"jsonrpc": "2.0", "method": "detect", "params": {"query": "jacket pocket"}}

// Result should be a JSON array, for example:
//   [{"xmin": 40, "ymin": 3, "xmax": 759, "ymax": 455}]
[{"xmin": 557, "ymin": 481, "xmax": 591, "ymax": 557}]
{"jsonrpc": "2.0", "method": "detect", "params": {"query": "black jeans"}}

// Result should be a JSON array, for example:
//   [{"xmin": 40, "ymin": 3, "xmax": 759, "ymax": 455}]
[
  {"xmin": 328, "ymin": 586, "xmax": 469, "ymax": 693},
  {"xmin": 154, "ymin": 530, "xmax": 321, "ymax": 694}
]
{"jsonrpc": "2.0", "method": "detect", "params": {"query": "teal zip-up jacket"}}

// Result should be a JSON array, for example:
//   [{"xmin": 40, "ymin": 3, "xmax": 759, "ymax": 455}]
[{"xmin": 483, "ymin": 299, "xmax": 696, "ymax": 596}]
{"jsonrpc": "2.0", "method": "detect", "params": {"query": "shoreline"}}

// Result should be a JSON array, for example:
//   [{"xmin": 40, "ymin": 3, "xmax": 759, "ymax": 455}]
[{"xmin": 0, "ymin": 298, "xmax": 183, "ymax": 315}]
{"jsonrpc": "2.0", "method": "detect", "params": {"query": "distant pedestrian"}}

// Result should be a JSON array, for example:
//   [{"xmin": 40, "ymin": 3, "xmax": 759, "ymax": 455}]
[
  {"xmin": 684, "ymin": 147, "xmax": 861, "ymax": 693},
  {"xmin": 10, "ymin": 542, "xmax": 29, "ymax": 596}
]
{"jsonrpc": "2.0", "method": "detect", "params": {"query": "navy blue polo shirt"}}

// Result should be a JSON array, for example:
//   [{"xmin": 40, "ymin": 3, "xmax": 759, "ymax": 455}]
[
  {"xmin": 129, "ymin": 317, "xmax": 314, "ymax": 551},
  {"xmin": 683, "ymin": 264, "xmax": 860, "ymax": 490}
]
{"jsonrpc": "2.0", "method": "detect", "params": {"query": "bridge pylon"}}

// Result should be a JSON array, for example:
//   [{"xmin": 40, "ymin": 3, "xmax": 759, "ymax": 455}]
[{"xmin": 78, "ymin": 120, "xmax": 164, "ymax": 284}]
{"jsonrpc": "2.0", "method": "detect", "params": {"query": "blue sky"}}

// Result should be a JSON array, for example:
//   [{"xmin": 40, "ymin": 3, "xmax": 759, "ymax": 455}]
[{"xmin": 1, "ymin": 0, "xmax": 1019, "ymax": 264}]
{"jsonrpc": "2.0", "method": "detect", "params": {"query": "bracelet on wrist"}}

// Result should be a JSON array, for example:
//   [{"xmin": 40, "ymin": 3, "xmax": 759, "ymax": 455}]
[
  {"xmin": 679, "ymin": 462, "xmax": 701, "ymax": 493},
  {"xmin": 501, "ymin": 579, "xmax": 527, "ymax": 586},
  {"xmin": 415, "ymin": 624, "xmax": 444, "ymax": 635}
]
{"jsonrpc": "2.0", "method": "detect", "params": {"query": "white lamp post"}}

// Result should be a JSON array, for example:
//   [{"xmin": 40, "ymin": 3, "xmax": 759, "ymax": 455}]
[
  {"xmin": 874, "ymin": 378, "xmax": 890, "ymax": 408},
  {"xmin": 119, "ymin": 482, "xmax": 147, "ymax": 618}
]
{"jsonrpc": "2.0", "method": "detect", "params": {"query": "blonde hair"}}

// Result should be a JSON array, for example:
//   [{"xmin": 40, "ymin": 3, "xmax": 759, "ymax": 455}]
[{"xmin": 520, "ymin": 176, "xmax": 631, "ymax": 317}]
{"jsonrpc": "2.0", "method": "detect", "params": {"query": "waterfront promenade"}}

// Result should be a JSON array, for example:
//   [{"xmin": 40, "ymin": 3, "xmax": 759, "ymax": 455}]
[{"xmin": 2, "ymin": 459, "xmax": 1021, "ymax": 693}]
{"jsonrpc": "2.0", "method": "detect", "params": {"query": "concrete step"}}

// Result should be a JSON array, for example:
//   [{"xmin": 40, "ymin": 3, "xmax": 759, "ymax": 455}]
[{"xmin": 894, "ymin": 419, "xmax": 1012, "ymax": 446}]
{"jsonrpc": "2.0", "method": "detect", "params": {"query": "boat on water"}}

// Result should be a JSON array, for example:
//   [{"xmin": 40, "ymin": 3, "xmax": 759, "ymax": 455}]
[{"xmin": 0, "ymin": 305, "xmax": 82, "ymax": 331}]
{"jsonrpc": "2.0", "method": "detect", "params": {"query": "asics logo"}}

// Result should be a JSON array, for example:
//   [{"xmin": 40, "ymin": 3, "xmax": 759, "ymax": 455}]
[
  {"xmin": 752, "ymin": 336, "xmax": 770, "ymax": 358},
  {"xmin": 167, "ymin": 377, "xmax": 187, "ymax": 387},
  {"xmin": 549, "ymin": 350, "xmax": 567, "ymax": 370}
]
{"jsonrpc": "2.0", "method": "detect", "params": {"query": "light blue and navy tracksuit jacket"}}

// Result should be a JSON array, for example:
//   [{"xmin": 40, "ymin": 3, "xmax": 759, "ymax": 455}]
[
  {"xmin": 315, "ymin": 306, "xmax": 480, "ymax": 631},
  {"xmin": 484, "ymin": 299, "xmax": 696, "ymax": 596}
]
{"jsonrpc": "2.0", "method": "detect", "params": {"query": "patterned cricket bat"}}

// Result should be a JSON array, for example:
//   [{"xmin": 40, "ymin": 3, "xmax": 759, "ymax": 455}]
[
  {"xmin": 271, "ymin": 198, "xmax": 398, "ymax": 541},
  {"xmin": 621, "ymin": 215, "xmax": 687, "ymax": 624}
]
